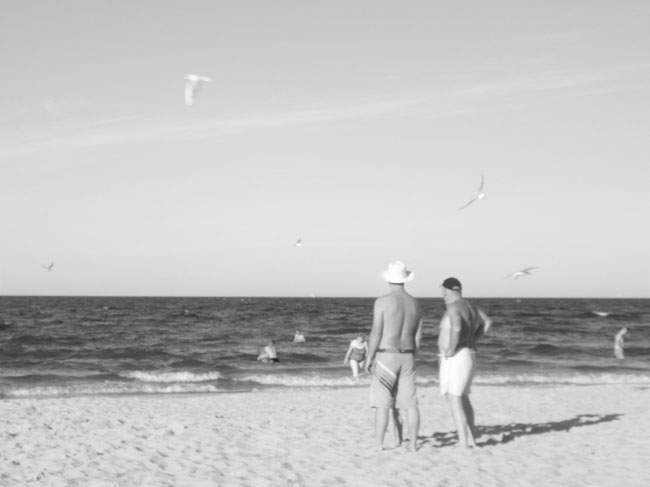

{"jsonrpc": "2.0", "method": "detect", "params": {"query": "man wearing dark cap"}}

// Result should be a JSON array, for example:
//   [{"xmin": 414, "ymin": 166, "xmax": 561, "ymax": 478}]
[{"xmin": 438, "ymin": 277, "xmax": 493, "ymax": 448}]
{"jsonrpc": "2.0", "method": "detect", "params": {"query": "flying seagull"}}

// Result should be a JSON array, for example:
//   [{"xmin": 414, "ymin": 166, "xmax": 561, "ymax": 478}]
[
  {"xmin": 458, "ymin": 175, "xmax": 486, "ymax": 210},
  {"xmin": 42, "ymin": 262, "xmax": 54, "ymax": 272},
  {"xmin": 184, "ymin": 74, "xmax": 212, "ymax": 106},
  {"xmin": 505, "ymin": 267, "xmax": 538, "ymax": 279},
  {"xmin": 295, "ymin": 237, "xmax": 303, "ymax": 247}
]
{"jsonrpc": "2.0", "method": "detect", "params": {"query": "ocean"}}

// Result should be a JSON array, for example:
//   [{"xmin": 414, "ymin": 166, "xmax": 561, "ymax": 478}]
[{"xmin": 1, "ymin": 296, "xmax": 649, "ymax": 398}]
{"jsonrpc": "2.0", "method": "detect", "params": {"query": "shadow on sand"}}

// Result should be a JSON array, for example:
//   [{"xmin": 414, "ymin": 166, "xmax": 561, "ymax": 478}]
[{"xmin": 420, "ymin": 413, "xmax": 622, "ymax": 448}]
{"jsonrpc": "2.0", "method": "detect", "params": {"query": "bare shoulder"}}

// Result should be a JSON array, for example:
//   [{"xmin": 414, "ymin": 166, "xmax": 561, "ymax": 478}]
[
  {"xmin": 439, "ymin": 311, "xmax": 451, "ymax": 328},
  {"xmin": 447, "ymin": 301, "xmax": 462, "ymax": 315},
  {"xmin": 374, "ymin": 295, "xmax": 388, "ymax": 314},
  {"xmin": 375, "ymin": 292, "xmax": 395, "ymax": 307}
]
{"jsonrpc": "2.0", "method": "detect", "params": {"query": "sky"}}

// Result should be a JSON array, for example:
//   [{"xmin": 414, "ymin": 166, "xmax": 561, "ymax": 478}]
[{"xmin": 1, "ymin": 1, "xmax": 648, "ymax": 298}]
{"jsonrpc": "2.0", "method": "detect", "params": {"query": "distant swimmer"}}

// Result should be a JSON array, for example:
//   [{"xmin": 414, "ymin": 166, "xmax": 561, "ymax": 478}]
[
  {"xmin": 42, "ymin": 262, "xmax": 54, "ymax": 272},
  {"xmin": 257, "ymin": 340, "xmax": 279, "ymax": 363},
  {"xmin": 458, "ymin": 175, "xmax": 486, "ymax": 210},
  {"xmin": 293, "ymin": 330, "xmax": 306, "ymax": 343},
  {"xmin": 343, "ymin": 334, "xmax": 368, "ymax": 378},
  {"xmin": 184, "ymin": 74, "xmax": 212, "ymax": 106},
  {"xmin": 505, "ymin": 267, "xmax": 538, "ymax": 279},
  {"xmin": 614, "ymin": 327, "xmax": 628, "ymax": 359},
  {"xmin": 295, "ymin": 237, "xmax": 303, "ymax": 247}
]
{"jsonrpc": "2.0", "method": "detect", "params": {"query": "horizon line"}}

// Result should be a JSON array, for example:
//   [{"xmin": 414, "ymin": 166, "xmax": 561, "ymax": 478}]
[{"xmin": 0, "ymin": 294, "xmax": 645, "ymax": 300}]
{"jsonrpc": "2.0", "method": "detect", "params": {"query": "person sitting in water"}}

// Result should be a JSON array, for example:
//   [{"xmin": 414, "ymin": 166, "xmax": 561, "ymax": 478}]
[
  {"xmin": 257, "ymin": 340, "xmax": 279, "ymax": 363},
  {"xmin": 343, "ymin": 334, "xmax": 368, "ymax": 378},
  {"xmin": 293, "ymin": 329, "xmax": 306, "ymax": 343}
]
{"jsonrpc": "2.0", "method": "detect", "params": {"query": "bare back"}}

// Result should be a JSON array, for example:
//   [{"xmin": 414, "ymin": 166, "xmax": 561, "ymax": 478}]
[{"xmin": 373, "ymin": 290, "xmax": 423, "ymax": 350}]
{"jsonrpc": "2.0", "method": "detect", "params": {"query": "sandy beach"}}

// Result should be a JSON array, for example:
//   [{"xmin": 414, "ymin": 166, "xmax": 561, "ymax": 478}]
[{"xmin": 1, "ymin": 384, "xmax": 649, "ymax": 486}]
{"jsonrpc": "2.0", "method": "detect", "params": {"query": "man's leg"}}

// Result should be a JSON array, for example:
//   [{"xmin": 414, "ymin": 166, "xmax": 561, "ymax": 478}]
[
  {"xmin": 446, "ymin": 394, "xmax": 475, "ymax": 447},
  {"xmin": 406, "ymin": 406, "xmax": 420, "ymax": 452},
  {"xmin": 462, "ymin": 395, "xmax": 476, "ymax": 439},
  {"xmin": 374, "ymin": 407, "xmax": 389, "ymax": 451},
  {"xmin": 389, "ymin": 409, "xmax": 403, "ymax": 445}
]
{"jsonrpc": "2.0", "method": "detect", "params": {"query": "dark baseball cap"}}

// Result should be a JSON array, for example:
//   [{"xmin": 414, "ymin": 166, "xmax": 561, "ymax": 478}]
[{"xmin": 442, "ymin": 277, "xmax": 462, "ymax": 291}]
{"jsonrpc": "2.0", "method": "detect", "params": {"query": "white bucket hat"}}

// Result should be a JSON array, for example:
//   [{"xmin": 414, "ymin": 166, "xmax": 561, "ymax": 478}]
[{"xmin": 380, "ymin": 261, "xmax": 414, "ymax": 283}]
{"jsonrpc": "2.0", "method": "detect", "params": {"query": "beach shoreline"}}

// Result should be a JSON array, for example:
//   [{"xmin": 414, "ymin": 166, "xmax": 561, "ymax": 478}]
[{"xmin": 2, "ymin": 384, "xmax": 649, "ymax": 486}]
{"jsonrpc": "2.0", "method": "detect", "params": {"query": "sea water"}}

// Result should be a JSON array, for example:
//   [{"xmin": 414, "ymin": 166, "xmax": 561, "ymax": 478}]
[{"xmin": 1, "ymin": 296, "xmax": 648, "ymax": 398}]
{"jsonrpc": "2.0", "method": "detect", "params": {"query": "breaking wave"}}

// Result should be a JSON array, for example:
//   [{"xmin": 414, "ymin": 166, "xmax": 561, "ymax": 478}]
[{"xmin": 119, "ymin": 371, "xmax": 223, "ymax": 383}]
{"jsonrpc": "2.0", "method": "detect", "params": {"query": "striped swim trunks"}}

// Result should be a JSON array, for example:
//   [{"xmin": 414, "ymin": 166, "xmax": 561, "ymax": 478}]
[{"xmin": 369, "ymin": 351, "xmax": 418, "ymax": 409}]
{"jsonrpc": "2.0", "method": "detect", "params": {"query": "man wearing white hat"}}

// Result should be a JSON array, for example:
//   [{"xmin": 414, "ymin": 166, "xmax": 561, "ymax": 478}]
[{"xmin": 366, "ymin": 261, "xmax": 423, "ymax": 452}]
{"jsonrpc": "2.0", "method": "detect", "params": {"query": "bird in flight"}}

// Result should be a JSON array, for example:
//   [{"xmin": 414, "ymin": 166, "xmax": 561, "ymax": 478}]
[
  {"xmin": 458, "ymin": 175, "xmax": 486, "ymax": 210},
  {"xmin": 184, "ymin": 74, "xmax": 212, "ymax": 106},
  {"xmin": 42, "ymin": 262, "xmax": 54, "ymax": 272},
  {"xmin": 505, "ymin": 267, "xmax": 537, "ymax": 279},
  {"xmin": 295, "ymin": 238, "xmax": 303, "ymax": 247}
]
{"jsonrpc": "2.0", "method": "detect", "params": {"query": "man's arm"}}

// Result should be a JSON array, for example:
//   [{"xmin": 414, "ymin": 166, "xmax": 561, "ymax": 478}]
[
  {"xmin": 414, "ymin": 318, "xmax": 423, "ymax": 353},
  {"xmin": 478, "ymin": 307, "xmax": 493, "ymax": 333},
  {"xmin": 474, "ymin": 307, "xmax": 493, "ymax": 341},
  {"xmin": 442, "ymin": 308, "xmax": 461, "ymax": 357},
  {"xmin": 343, "ymin": 343, "xmax": 352, "ymax": 364},
  {"xmin": 438, "ymin": 313, "xmax": 450, "ymax": 357},
  {"xmin": 365, "ymin": 299, "xmax": 384, "ymax": 372}
]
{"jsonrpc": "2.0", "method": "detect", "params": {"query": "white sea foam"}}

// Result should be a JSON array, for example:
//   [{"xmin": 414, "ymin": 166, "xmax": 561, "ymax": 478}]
[
  {"xmin": 3, "ymin": 372, "xmax": 649, "ymax": 399},
  {"xmin": 238, "ymin": 374, "xmax": 372, "ymax": 387},
  {"xmin": 2, "ymin": 382, "xmax": 222, "ymax": 398},
  {"xmin": 237, "ymin": 372, "xmax": 650, "ymax": 388},
  {"xmin": 592, "ymin": 311, "xmax": 611, "ymax": 317},
  {"xmin": 473, "ymin": 373, "xmax": 650, "ymax": 386},
  {"xmin": 120, "ymin": 371, "xmax": 223, "ymax": 383}
]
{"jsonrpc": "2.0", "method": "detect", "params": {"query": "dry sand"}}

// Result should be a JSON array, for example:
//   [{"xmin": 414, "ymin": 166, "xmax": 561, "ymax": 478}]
[{"xmin": 1, "ymin": 384, "xmax": 649, "ymax": 486}]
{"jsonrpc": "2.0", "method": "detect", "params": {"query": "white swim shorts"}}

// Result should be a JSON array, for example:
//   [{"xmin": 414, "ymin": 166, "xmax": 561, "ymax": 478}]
[{"xmin": 439, "ymin": 347, "xmax": 475, "ymax": 396}]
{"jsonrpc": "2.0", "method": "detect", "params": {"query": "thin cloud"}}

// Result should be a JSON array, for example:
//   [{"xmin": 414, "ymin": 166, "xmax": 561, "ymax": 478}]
[
  {"xmin": 453, "ymin": 71, "xmax": 602, "ymax": 98},
  {"xmin": 1, "ymin": 63, "xmax": 646, "ymax": 158},
  {"xmin": 40, "ymin": 97, "xmax": 91, "ymax": 116},
  {"xmin": 0, "ymin": 95, "xmax": 427, "ymax": 157},
  {"xmin": 449, "ymin": 64, "xmax": 647, "ymax": 101},
  {"xmin": 164, "ymin": 96, "xmax": 429, "ymax": 139},
  {"xmin": 428, "ymin": 63, "xmax": 650, "ymax": 118},
  {"xmin": 0, "ymin": 115, "xmax": 142, "ymax": 159}
]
